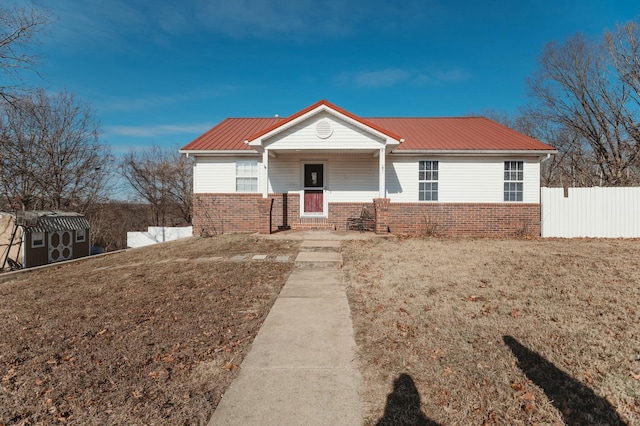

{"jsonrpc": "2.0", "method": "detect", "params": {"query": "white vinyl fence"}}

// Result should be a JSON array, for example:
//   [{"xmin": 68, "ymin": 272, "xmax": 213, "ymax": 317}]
[
  {"xmin": 541, "ymin": 187, "xmax": 640, "ymax": 238},
  {"xmin": 127, "ymin": 226, "xmax": 193, "ymax": 248}
]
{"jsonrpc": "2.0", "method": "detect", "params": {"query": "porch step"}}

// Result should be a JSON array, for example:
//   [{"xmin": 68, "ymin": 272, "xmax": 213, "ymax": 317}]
[
  {"xmin": 294, "ymin": 251, "xmax": 343, "ymax": 268},
  {"xmin": 291, "ymin": 217, "xmax": 336, "ymax": 231},
  {"xmin": 299, "ymin": 240, "xmax": 341, "ymax": 252}
]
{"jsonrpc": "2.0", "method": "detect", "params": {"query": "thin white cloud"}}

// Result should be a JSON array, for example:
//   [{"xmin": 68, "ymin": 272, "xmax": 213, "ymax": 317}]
[
  {"xmin": 93, "ymin": 85, "xmax": 237, "ymax": 113},
  {"xmin": 350, "ymin": 68, "xmax": 411, "ymax": 88},
  {"xmin": 339, "ymin": 66, "xmax": 472, "ymax": 88},
  {"xmin": 42, "ymin": 0, "xmax": 367, "ymax": 51},
  {"xmin": 105, "ymin": 123, "xmax": 213, "ymax": 138}
]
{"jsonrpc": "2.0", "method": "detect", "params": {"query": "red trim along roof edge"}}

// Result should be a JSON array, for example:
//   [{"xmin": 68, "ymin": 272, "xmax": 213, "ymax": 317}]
[{"xmin": 246, "ymin": 99, "xmax": 403, "ymax": 142}]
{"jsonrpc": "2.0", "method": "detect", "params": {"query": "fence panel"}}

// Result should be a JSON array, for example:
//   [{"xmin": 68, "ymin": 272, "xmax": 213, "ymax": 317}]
[{"xmin": 541, "ymin": 187, "xmax": 640, "ymax": 237}]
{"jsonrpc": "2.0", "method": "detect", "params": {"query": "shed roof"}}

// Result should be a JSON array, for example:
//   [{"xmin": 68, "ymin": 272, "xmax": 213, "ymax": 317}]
[
  {"xmin": 1, "ymin": 211, "xmax": 90, "ymax": 233},
  {"xmin": 180, "ymin": 101, "xmax": 555, "ymax": 153}
]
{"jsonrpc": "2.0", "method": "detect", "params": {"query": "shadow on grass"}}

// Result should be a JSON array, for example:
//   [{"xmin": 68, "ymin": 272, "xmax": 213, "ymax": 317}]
[
  {"xmin": 503, "ymin": 335, "xmax": 626, "ymax": 425},
  {"xmin": 376, "ymin": 373, "xmax": 442, "ymax": 426}
]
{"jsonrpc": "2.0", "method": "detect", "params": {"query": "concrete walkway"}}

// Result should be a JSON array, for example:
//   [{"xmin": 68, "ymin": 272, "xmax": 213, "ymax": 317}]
[{"xmin": 208, "ymin": 236, "xmax": 362, "ymax": 425}]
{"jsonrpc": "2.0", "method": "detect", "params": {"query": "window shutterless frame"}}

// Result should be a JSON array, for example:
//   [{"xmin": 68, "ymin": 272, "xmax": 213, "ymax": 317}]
[
  {"xmin": 504, "ymin": 161, "xmax": 523, "ymax": 202},
  {"xmin": 418, "ymin": 160, "xmax": 438, "ymax": 201}
]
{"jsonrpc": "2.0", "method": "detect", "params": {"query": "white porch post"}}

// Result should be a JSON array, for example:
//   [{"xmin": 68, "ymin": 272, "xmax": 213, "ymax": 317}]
[
  {"xmin": 378, "ymin": 147, "xmax": 386, "ymax": 198},
  {"xmin": 262, "ymin": 149, "xmax": 269, "ymax": 198}
]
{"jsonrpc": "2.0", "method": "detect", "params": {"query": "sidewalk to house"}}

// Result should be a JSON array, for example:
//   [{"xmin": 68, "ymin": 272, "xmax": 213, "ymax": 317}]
[{"xmin": 208, "ymin": 233, "xmax": 363, "ymax": 425}]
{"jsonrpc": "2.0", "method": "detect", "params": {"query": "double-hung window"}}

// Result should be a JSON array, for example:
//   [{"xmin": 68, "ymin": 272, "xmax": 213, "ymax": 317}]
[
  {"xmin": 504, "ymin": 161, "xmax": 523, "ymax": 201},
  {"xmin": 418, "ymin": 161, "xmax": 438, "ymax": 201},
  {"xmin": 236, "ymin": 160, "xmax": 258, "ymax": 192}
]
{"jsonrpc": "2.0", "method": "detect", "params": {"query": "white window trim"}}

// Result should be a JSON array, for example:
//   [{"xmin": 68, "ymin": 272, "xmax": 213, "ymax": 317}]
[
  {"xmin": 76, "ymin": 228, "xmax": 86, "ymax": 243},
  {"xmin": 235, "ymin": 160, "xmax": 258, "ymax": 193},
  {"xmin": 504, "ymin": 161, "xmax": 524, "ymax": 202},
  {"xmin": 31, "ymin": 231, "xmax": 45, "ymax": 248},
  {"xmin": 418, "ymin": 160, "xmax": 439, "ymax": 201}
]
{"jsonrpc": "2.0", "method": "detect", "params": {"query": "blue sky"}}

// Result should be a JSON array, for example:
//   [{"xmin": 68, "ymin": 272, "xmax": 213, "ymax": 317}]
[{"xmin": 20, "ymin": 0, "xmax": 640, "ymax": 155}]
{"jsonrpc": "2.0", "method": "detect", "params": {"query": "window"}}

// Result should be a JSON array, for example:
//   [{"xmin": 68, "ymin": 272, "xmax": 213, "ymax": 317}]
[
  {"xmin": 31, "ymin": 232, "xmax": 45, "ymax": 248},
  {"xmin": 236, "ymin": 160, "xmax": 258, "ymax": 192},
  {"xmin": 76, "ymin": 228, "xmax": 86, "ymax": 242},
  {"xmin": 419, "ymin": 161, "xmax": 438, "ymax": 201},
  {"xmin": 504, "ymin": 161, "xmax": 523, "ymax": 201}
]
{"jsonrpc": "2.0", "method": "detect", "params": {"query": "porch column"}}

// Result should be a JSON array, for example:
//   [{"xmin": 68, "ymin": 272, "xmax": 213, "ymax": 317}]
[
  {"xmin": 378, "ymin": 147, "xmax": 386, "ymax": 198},
  {"xmin": 261, "ymin": 149, "xmax": 269, "ymax": 198},
  {"xmin": 373, "ymin": 198, "xmax": 390, "ymax": 234},
  {"xmin": 257, "ymin": 197, "xmax": 273, "ymax": 234}
]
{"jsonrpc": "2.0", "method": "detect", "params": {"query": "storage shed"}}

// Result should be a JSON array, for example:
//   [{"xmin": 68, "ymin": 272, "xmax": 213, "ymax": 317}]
[{"xmin": 0, "ymin": 211, "xmax": 91, "ymax": 270}]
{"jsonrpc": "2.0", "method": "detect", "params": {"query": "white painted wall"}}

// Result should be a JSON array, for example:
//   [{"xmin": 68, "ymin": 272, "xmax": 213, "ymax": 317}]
[
  {"xmin": 268, "ymin": 154, "xmax": 379, "ymax": 202},
  {"xmin": 327, "ymin": 156, "xmax": 379, "ymax": 202},
  {"xmin": 264, "ymin": 111, "xmax": 385, "ymax": 150},
  {"xmin": 387, "ymin": 157, "xmax": 540, "ymax": 203},
  {"xmin": 127, "ymin": 226, "xmax": 193, "ymax": 248},
  {"xmin": 193, "ymin": 153, "xmax": 542, "ymax": 204},
  {"xmin": 193, "ymin": 156, "xmax": 263, "ymax": 193},
  {"xmin": 541, "ymin": 187, "xmax": 640, "ymax": 237}
]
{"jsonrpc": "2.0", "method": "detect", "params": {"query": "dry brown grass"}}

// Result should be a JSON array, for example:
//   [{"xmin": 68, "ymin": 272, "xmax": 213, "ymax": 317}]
[
  {"xmin": 0, "ymin": 234, "xmax": 299, "ymax": 425},
  {"xmin": 343, "ymin": 238, "xmax": 640, "ymax": 425}
]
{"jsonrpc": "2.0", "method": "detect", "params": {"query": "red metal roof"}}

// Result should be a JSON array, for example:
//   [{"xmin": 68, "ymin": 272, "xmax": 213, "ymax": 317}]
[{"xmin": 181, "ymin": 102, "xmax": 555, "ymax": 152}]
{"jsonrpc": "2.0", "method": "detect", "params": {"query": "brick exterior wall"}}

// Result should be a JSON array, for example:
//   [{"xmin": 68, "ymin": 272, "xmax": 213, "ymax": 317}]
[
  {"xmin": 387, "ymin": 202, "xmax": 541, "ymax": 237},
  {"xmin": 193, "ymin": 193, "xmax": 540, "ymax": 237},
  {"xmin": 270, "ymin": 193, "xmax": 300, "ymax": 232},
  {"xmin": 328, "ymin": 202, "xmax": 374, "ymax": 231},
  {"xmin": 193, "ymin": 193, "xmax": 263, "ymax": 236}
]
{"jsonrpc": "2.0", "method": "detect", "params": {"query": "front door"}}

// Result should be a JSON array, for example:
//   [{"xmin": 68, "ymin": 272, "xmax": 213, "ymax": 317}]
[{"xmin": 304, "ymin": 163, "xmax": 324, "ymax": 214}]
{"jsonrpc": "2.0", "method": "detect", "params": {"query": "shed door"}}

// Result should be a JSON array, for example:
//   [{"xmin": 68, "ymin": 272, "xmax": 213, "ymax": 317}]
[{"xmin": 49, "ymin": 231, "xmax": 73, "ymax": 263}]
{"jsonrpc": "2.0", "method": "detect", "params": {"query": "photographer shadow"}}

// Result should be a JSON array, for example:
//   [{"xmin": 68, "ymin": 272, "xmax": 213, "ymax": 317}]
[
  {"xmin": 376, "ymin": 373, "xmax": 442, "ymax": 426},
  {"xmin": 503, "ymin": 335, "xmax": 626, "ymax": 425}
]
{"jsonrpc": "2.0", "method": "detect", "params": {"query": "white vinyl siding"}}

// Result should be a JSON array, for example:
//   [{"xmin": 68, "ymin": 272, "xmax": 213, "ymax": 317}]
[
  {"xmin": 193, "ymin": 156, "xmax": 262, "ymax": 193},
  {"xmin": 388, "ymin": 157, "xmax": 540, "ymax": 203},
  {"xmin": 269, "ymin": 154, "xmax": 378, "ymax": 202},
  {"xmin": 328, "ymin": 156, "xmax": 378, "ymax": 202},
  {"xmin": 264, "ymin": 112, "xmax": 385, "ymax": 151}
]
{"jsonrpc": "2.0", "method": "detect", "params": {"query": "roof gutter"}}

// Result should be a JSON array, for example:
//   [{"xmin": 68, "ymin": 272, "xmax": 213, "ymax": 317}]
[
  {"xmin": 391, "ymin": 149, "xmax": 558, "ymax": 156},
  {"xmin": 179, "ymin": 149, "xmax": 260, "ymax": 157}
]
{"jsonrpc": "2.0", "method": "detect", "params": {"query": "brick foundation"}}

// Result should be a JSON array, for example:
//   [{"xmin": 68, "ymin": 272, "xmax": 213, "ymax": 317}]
[
  {"xmin": 387, "ymin": 202, "xmax": 541, "ymax": 237},
  {"xmin": 193, "ymin": 193, "xmax": 540, "ymax": 237},
  {"xmin": 193, "ymin": 193, "xmax": 262, "ymax": 235}
]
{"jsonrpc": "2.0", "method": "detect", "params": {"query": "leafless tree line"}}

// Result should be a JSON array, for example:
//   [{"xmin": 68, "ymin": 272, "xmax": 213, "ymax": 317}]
[
  {"xmin": 516, "ymin": 20, "xmax": 640, "ymax": 187},
  {"xmin": 119, "ymin": 146, "xmax": 193, "ymax": 227}
]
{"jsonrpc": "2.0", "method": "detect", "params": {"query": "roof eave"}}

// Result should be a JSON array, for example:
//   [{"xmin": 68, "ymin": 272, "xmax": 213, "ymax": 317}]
[
  {"xmin": 391, "ymin": 149, "xmax": 557, "ymax": 156},
  {"xmin": 247, "ymin": 100, "xmax": 403, "ymax": 146},
  {"xmin": 179, "ymin": 149, "xmax": 260, "ymax": 157}
]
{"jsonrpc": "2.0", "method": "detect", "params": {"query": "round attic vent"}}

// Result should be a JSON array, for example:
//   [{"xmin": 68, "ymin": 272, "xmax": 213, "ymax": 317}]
[{"xmin": 315, "ymin": 120, "xmax": 333, "ymax": 139}]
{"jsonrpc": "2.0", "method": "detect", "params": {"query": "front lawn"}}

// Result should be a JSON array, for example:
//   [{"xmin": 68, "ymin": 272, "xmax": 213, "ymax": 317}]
[
  {"xmin": 343, "ymin": 238, "xmax": 640, "ymax": 425},
  {"xmin": 0, "ymin": 235, "xmax": 298, "ymax": 425}
]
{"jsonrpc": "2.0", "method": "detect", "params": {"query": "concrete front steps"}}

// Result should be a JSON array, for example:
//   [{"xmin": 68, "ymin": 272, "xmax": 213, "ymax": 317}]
[
  {"xmin": 290, "ymin": 217, "xmax": 336, "ymax": 231},
  {"xmin": 295, "ymin": 240, "xmax": 343, "ymax": 267}
]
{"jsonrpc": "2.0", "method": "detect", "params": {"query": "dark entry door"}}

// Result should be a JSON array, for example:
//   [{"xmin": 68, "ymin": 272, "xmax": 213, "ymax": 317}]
[{"xmin": 304, "ymin": 164, "xmax": 324, "ymax": 214}]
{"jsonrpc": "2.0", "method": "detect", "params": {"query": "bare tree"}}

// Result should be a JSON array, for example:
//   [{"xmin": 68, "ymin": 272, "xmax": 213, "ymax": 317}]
[
  {"xmin": 528, "ymin": 31, "xmax": 640, "ymax": 186},
  {"xmin": 120, "ymin": 146, "xmax": 193, "ymax": 227},
  {"xmin": 0, "ymin": 1, "xmax": 50, "ymax": 102},
  {"xmin": 606, "ymin": 21, "xmax": 640, "ymax": 151},
  {"xmin": 0, "ymin": 89, "xmax": 112, "ymax": 211}
]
